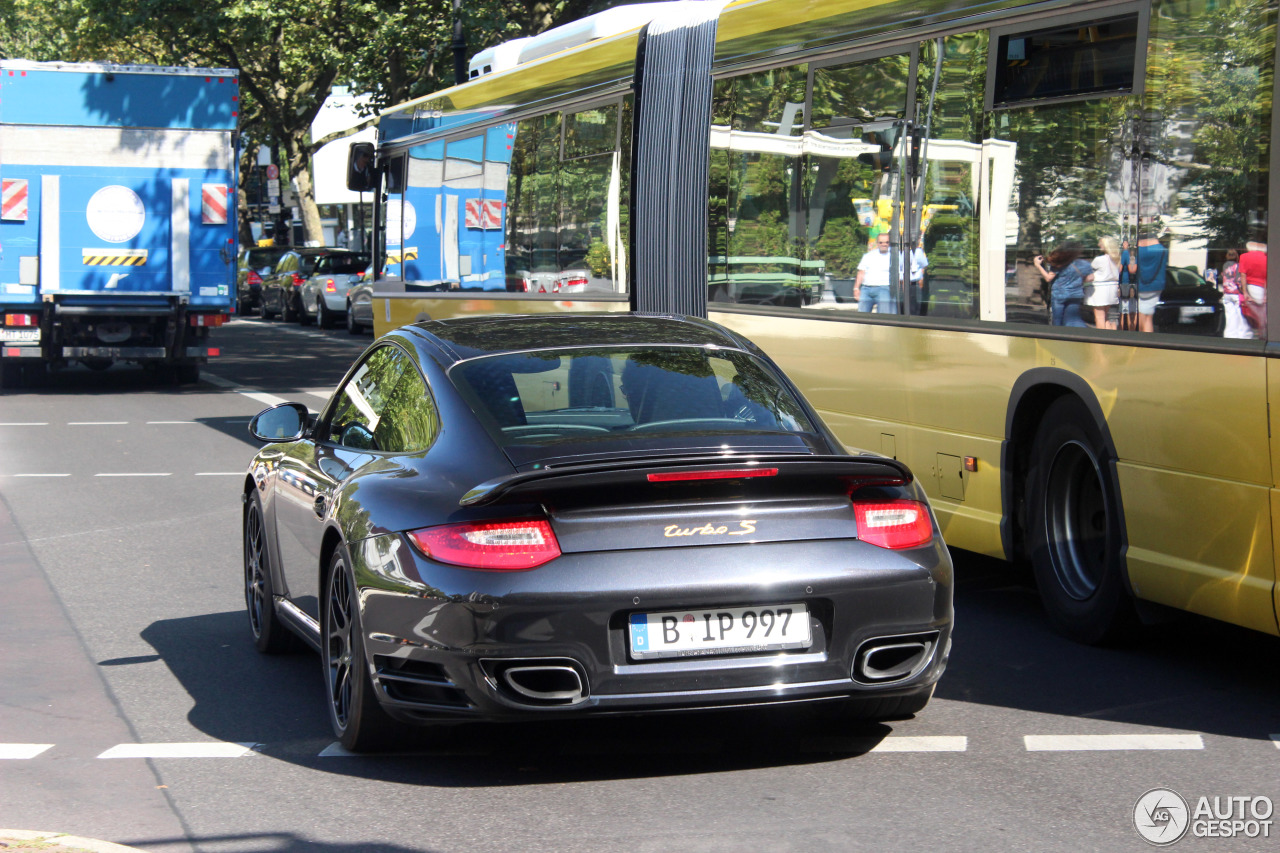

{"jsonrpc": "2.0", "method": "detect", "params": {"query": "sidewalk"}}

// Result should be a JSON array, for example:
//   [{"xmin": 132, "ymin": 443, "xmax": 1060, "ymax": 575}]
[{"xmin": 0, "ymin": 830, "xmax": 146, "ymax": 852}]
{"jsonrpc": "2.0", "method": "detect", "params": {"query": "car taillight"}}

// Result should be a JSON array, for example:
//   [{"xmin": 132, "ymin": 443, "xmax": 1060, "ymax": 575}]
[
  {"xmin": 291, "ymin": 273, "xmax": 305, "ymax": 287},
  {"xmin": 408, "ymin": 518, "xmax": 561, "ymax": 570},
  {"xmin": 246, "ymin": 270, "xmax": 262, "ymax": 286},
  {"xmin": 324, "ymin": 278, "xmax": 337, "ymax": 292},
  {"xmin": 4, "ymin": 313, "xmax": 37, "ymax": 327},
  {"xmin": 563, "ymin": 276, "xmax": 588, "ymax": 289},
  {"xmin": 852, "ymin": 499, "xmax": 933, "ymax": 550}
]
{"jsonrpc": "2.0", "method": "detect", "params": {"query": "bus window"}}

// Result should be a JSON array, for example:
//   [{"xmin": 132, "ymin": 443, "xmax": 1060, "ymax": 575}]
[{"xmin": 707, "ymin": 65, "xmax": 807, "ymax": 306}]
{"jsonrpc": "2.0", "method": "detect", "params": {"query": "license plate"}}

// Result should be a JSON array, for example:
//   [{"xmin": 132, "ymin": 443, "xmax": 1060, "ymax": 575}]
[
  {"xmin": 629, "ymin": 603, "xmax": 811, "ymax": 660},
  {"xmin": 0, "ymin": 328, "xmax": 40, "ymax": 342},
  {"xmin": 1179, "ymin": 306, "xmax": 1213, "ymax": 320}
]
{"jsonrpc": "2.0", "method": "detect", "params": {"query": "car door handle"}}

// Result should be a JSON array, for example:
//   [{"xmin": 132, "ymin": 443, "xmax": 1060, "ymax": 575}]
[{"xmin": 314, "ymin": 495, "xmax": 328, "ymax": 518}]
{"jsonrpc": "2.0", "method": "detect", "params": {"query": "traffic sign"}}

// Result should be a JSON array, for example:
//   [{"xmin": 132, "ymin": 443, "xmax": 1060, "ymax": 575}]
[{"xmin": 265, "ymin": 164, "xmax": 279, "ymax": 180}]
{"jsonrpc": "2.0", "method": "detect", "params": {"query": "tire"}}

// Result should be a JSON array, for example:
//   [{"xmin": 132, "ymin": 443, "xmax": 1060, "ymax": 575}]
[
  {"xmin": 244, "ymin": 492, "xmax": 297, "ymax": 654},
  {"xmin": 1, "ymin": 362, "xmax": 23, "ymax": 389},
  {"xmin": 318, "ymin": 298, "xmax": 337, "ymax": 329},
  {"xmin": 1026, "ymin": 396, "xmax": 1137, "ymax": 644},
  {"xmin": 346, "ymin": 301, "xmax": 364, "ymax": 335},
  {"xmin": 295, "ymin": 295, "xmax": 311, "ymax": 326},
  {"xmin": 176, "ymin": 363, "xmax": 200, "ymax": 384},
  {"xmin": 261, "ymin": 291, "xmax": 276, "ymax": 320},
  {"xmin": 282, "ymin": 293, "xmax": 299, "ymax": 323},
  {"xmin": 323, "ymin": 548, "xmax": 402, "ymax": 751}
]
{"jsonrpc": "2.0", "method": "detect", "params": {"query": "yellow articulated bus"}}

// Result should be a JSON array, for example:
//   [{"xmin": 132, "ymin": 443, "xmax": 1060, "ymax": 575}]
[{"xmin": 348, "ymin": 0, "xmax": 1280, "ymax": 643}]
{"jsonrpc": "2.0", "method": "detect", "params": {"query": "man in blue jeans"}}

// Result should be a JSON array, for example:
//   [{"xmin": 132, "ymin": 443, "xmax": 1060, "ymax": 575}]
[{"xmin": 855, "ymin": 233, "xmax": 898, "ymax": 313}]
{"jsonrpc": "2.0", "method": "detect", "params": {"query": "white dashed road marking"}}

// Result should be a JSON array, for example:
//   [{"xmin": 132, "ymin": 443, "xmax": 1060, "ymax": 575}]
[
  {"xmin": 1024, "ymin": 734, "xmax": 1204, "ymax": 751},
  {"xmin": 97, "ymin": 742, "xmax": 258, "ymax": 759},
  {"xmin": 68, "ymin": 421, "xmax": 128, "ymax": 426},
  {"xmin": 0, "ymin": 744, "xmax": 53, "ymax": 759},
  {"xmin": 93, "ymin": 473, "xmax": 173, "ymax": 478}
]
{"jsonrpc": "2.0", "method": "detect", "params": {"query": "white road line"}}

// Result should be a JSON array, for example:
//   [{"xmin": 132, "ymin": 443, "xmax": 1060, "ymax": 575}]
[
  {"xmin": 1024, "ymin": 734, "xmax": 1204, "ymax": 751},
  {"xmin": 195, "ymin": 472, "xmax": 243, "ymax": 476},
  {"xmin": 239, "ymin": 390, "xmax": 291, "ymax": 408},
  {"xmin": 94, "ymin": 473, "xmax": 172, "ymax": 478},
  {"xmin": 1271, "ymin": 734, "xmax": 1280, "ymax": 749},
  {"xmin": 202, "ymin": 372, "xmax": 238, "ymax": 389},
  {"xmin": 68, "ymin": 421, "xmax": 128, "ymax": 426},
  {"xmin": 0, "ymin": 744, "xmax": 53, "ymax": 759},
  {"xmin": 870, "ymin": 736, "xmax": 968, "ymax": 753},
  {"xmin": 97, "ymin": 742, "xmax": 258, "ymax": 759},
  {"xmin": 0, "ymin": 422, "xmax": 49, "ymax": 426}
]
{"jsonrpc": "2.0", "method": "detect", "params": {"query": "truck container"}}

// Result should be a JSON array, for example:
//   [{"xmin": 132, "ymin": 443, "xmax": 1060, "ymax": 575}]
[{"xmin": 0, "ymin": 60, "xmax": 239, "ymax": 385}]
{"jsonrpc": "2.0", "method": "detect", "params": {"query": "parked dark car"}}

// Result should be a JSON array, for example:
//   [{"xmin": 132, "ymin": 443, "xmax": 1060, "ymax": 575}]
[
  {"xmin": 243, "ymin": 313, "xmax": 952, "ymax": 751},
  {"xmin": 260, "ymin": 248, "xmax": 369, "ymax": 323},
  {"xmin": 237, "ymin": 246, "xmax": 289, "ymax": 314},
  {"xmin": 1153, "ymin": 266, "xmax": 1225, "ymax": 336}
]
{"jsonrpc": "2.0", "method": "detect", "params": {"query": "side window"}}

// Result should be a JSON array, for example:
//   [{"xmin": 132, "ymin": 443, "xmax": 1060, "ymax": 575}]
[
  {"xmin": 326, "ymin": 346, "xmax": 408, "ymax": 450},
  {"xmin": 374, "ymin": 367, "xmax": 441, "ymax": 453}
]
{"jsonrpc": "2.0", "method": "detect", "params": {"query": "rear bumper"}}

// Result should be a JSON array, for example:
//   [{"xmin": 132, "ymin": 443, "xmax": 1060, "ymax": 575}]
[{"xmin": 349, "ymin": 535, "xmax": 953, "ymax": 722}]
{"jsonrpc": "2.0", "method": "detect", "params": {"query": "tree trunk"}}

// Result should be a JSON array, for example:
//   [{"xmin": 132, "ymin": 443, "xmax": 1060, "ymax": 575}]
[{"xmin": 283, "ymin": 130, "xmax": 325, "ymax": 246}]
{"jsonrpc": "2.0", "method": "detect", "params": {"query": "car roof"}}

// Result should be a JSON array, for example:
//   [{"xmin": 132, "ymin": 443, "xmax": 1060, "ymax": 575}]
[{"xmin": 403, "ymin": 313, "xmax": 758, "ymax": 365}]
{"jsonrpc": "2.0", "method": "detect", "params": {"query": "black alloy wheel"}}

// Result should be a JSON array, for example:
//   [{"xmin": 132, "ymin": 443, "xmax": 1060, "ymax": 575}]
[
  {"xmin": 243, "ymin": 493, "xmax": 296, "ymax": 653},
  {"xmin": 323, "ymin": 549, "xmax": 400, "ymax": 751},
  {"xmin": 1026, "ymin": 396, "xmax": 1137, "ymax": 644},
  {"xmin": 297, "ymin": 294, "xmax": 313, "ymax": 326}
]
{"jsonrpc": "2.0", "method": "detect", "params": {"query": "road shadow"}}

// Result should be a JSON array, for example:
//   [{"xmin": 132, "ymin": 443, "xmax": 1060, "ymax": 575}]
[
  {"xmin": 938, "ymin": 549, "xmax": 1280, "ymax": 740},
  {"xmin": 137, "ymin": 610, "xmax": 899, "ymax": 787}
]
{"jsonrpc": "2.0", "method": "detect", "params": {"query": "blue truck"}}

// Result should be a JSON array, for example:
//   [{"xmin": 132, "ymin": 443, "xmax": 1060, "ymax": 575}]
[{"xmin": 0, "ymin": 60, "xmax": 239, "ymax": 386}]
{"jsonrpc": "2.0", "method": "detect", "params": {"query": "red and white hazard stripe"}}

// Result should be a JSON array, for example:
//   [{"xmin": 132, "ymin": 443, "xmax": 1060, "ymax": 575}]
[
  {"xmin": 2, "ymin": 178, "xmax": 29, "ymax": 221},
  {"xmin": 201, "ymin": 183, "xmax": 228, "ymax": 224},
  {"xmin": 465, "ymin": 198, "xmax": 503, "ymax": 230}
]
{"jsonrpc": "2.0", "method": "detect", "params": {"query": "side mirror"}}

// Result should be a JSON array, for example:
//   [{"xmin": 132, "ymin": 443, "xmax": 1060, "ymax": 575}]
[
  {"xmin": 249, "ymin": 402, "xmax": 310, "ymax": 442},
  {"xmin": 346, "ymin": 142, "xmax": 377, "ymax": 193}
]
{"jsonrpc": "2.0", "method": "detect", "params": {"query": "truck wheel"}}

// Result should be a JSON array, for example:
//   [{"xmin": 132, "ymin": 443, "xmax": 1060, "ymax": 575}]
[
  {"xmin": 1026, "ymin": 396, "xmax": 1137, "ymax": 644},
  {"xmin": 1, "ymin": 362, "xmax": 23, "ymax": 389},
  {"xmin": 177, "ymin": 364, "xmax": 200, "ymax": 384},
  {"xmin": 297, "ymin": 295, "xmax": 313, "ymax": 326},
  {"xmin": 318, "ymin": 298, "xmax": 337, "ymax": 329},
  {"xmin": 346, "ymin": 301, "xmax": 364, "ymax": 335}
]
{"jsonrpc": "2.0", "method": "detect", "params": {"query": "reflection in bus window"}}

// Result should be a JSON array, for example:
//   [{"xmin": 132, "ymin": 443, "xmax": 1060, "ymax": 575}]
[{"xmin": 708, "ymin": 65, "xmax": 808, "ymax": 306}]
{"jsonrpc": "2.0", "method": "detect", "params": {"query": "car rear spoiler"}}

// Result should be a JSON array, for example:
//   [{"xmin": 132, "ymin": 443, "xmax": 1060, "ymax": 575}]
[{"xmin": 459, "ymin": 453, "xmax": 912, "ymax": 507}]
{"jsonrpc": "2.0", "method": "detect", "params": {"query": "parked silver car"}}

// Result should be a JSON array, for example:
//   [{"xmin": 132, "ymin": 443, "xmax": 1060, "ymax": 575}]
[{"xmin": 298, "ymin": 252, "xmax": 371, "ymax": 328}]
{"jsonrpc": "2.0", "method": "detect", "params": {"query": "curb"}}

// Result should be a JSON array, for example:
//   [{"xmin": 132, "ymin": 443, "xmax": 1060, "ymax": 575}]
[{"xmin": 0, "ymin": 830, "xmax": 147, "ymax": 853}]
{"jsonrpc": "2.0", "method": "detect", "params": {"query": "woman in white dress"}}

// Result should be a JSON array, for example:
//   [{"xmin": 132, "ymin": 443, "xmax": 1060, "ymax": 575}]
[{"xmin": 1088, "ymin": 236, "xmax": 1122, "ymax": 330}]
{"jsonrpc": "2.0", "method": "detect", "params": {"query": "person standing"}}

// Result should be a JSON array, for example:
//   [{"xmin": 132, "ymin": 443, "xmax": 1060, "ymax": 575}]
[
  {"xmin": 1134, "ymin": 230, "xmax": 1167, "ymax": 333},
  {"xmin": 1220, "ymin": 248, "xmax": 1251, "ymax": 339},
  {"xmin": 1034, "ymin": 242, "xmax": 1093, "ymax": 327},
  {"xmin": 1239, "ymin": 239, "xmax": 1267, "ymax": 336},
  {"xmin": 908, "ymin": 241, "xmax": 929, "ymax": 314},
  {"xmin": 1088, "ymin": 236, "xmax": 1122, "ymax": 329},
  {"xmin": 854, "ymin": 233, "xmax": 897, "ymax": 314}
]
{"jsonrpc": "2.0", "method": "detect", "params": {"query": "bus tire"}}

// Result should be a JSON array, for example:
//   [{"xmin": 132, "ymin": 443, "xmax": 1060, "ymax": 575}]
[{"xmin": 1026, "ymin": 396, "xmax": 1137, "ymax": 645}]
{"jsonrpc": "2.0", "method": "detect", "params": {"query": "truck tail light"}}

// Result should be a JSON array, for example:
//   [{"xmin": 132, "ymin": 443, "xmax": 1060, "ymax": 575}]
[
  {"xmin": 852, "ymin": 499, "xmax": 933, "ymax": 550},
  {"xmin": 4, "ymin": 314, "xmax": 38, "ymax": 327},
  {"xmin": 324, "ymin": 278, "xmax": 337, "ymax": 293},
  {"xmin": 408, "ymin": 518, "xmax": 561, "ymax": 571},
  {"xmin": 188, "ymin": 314, "xmax": 227, "ymax": 327}
]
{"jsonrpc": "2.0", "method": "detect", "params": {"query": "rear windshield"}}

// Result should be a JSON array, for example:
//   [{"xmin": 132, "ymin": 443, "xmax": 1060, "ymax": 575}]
[
  {"xmin": 245, "ymin": 248, "xmax": 287, "ymax": 268},
  {"xmin": 449, "ymin": 345, "xmax": 820, "ymax": 465},
  {"xmin": 318, "ymin": 253, "xmax": 371, "ymax": 275}
]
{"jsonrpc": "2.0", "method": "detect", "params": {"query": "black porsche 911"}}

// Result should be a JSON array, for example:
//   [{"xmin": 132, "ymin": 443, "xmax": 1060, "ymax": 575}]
[{"xmin": 243, "ymin": 313, "xmax": 953, "ymax": 750}]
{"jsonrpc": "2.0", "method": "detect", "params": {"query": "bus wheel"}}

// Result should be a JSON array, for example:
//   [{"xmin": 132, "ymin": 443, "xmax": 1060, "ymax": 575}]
[{"xmin": 1026, "ymin": 396, "xmax": 1136, "ymax": 645}]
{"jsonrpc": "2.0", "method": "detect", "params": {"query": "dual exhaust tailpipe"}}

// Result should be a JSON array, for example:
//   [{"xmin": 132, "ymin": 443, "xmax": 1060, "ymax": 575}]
[
  {"xmin": 484, "ymin": 658, "xmax": 588, "ymax": 706},
  {"xmin": 854, "ymin": 632, "xmax": 939, "ymax": 683}
]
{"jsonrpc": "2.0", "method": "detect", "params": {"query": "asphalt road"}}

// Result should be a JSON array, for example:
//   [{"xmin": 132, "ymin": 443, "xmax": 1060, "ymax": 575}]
[{"xmin": 1, "ymin": 317, "xmax": 1278, "ymax": 853}]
